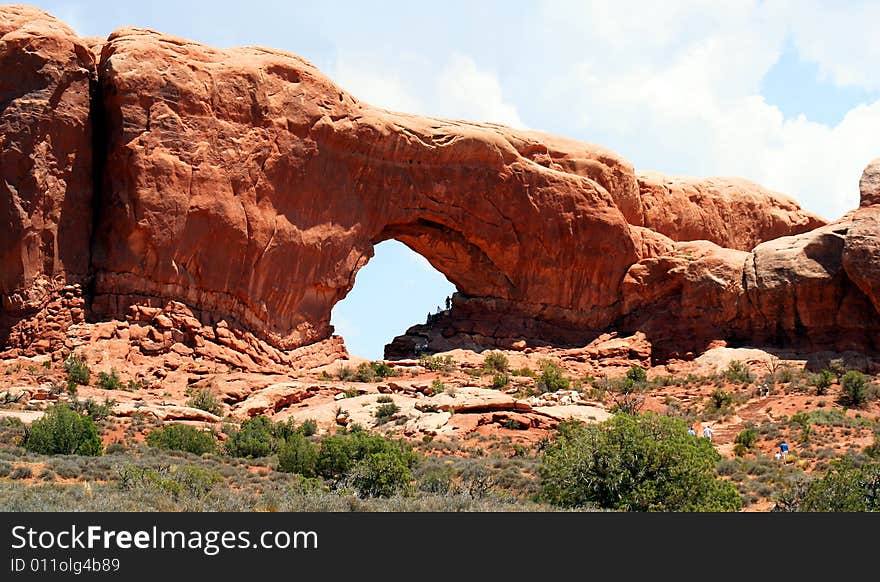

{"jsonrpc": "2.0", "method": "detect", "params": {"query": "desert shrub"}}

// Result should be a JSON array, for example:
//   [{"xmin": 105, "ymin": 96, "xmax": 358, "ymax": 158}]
[
  {"xmin": 536, "ymin": 359, "xmax": 570, "ymax": 393},
  {"xmin": 376, "ymin": 395, "xmax": 394, "ymax": 404},
  {"xmin": 813, "ymin": 369, "xmax": 835, "ymax": 395},
  {"xmin": 0, "ymin": 460, "xmax": 10, "ymax": 477},
  {"xmin": 724, "ymin": 360, "xmax": 754, "ymax": 384},
  {"xmin": 419, "ymin": 355, "xmax": 455, "ymax": 372},
  {"xmin": 298, "ymin": 419, "xmax": 318, "ymax": 437},
  {"xmin": 840, "ymin": 371, "xmax": 876, "ymax": 408},
  {"xmin": 606, "ymin": 376, "xmax": 646, "ymax": 415},
  {"xmin": 374, "ymin": 402, "xmax": 400, "ymax": 425},
  {"xmin": 349, "ymin": 451, "xmax": 413, "ymax": 497},
  {"xmin": 186, "ymin": 388, "xmax": 222, "ymax": 416},
  {"xmin": 539, "ymin": 414, "xmax": 742, "ymax": 511},
  {"xmin": 482, "ymin": 351, "xmax": 509, "ymax": 373},
  {"xmin": 417, "ymin": 463, "xmax": 453, "ymax": 494},
  {"xmin": 10, "ymin": 465, "xmax": 32, "ymax": 480},
  {"xmin": 225, "ymin": 416, "xmax": 275, "ymax": 458},
  {"xmin": 276, "ymin": 433, "xmax": 318, "ymax": 476},
  {"xmin": 733, "ymin": 443, "xmax": 749, "ymax": 457},
  {"xmin": 827, "ymin": 358, "xmax": 846, "ymax": 381},
  {"xmin": 353, "ymin": 362, "xmax": 377, "ymax": 383},
  {"xmin": 117, "ymin": 464, "xmax": 222, "ymax": 500},
  {"xmin": 73, "ymin": 397, "xmax": 116, "ymax": 421},
  {"xmin": 708, "ymin": 389, "xmax": 734, "ymax": 411},
  {"xmin": 24, "ymin": 405, "xmax": 103, "ymax": 456},
  {"xmin": 626, "ymin": 365, "xmax": 648, "ymax": 384},
  {"xmin": 96, "ymin": 369, "xmax": 123, "ymax": 390},
  {"xmin": 734, "ymin": 429, "xmax": 757, "ymax": 450},
  {"xmin": 316, "ymin": 429, "xmax": 417, "ymax": 489},
  {"xmin": 146, "ymin": 424, "xmax": 216, "ymax": 455},
  {"xmin": 63, "ymin": 354, "xmax": 91, "ymax": 386},
  {"xmin": 427, "ymin": 379, "xmax": 446, "ymax": 396},
  {"xmin": 370, "ymin": 361, "xmax": 395, "ymax": 378},
  {"xmin": 337, "ymin": 365, "xmax": 355, "ymax": 381},
  {"xmin": 799, "ymin": 459, "xmax": 880, "ymax": 511},
  {"xmin": 492, "ymin": 372, "xmax": 510, "ymax": 389}
]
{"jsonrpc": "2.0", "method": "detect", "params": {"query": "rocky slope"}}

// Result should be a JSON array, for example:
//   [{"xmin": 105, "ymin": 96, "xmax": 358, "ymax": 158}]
[{"xmin": 1, "ymin": 6, "xmax": 877, "ymax": 367}]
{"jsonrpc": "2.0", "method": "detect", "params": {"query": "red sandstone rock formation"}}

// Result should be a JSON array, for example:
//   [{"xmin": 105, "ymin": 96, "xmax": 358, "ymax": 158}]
[
  {"xmin": 0, "ymin": 6, "xmax": 876, "ymax": 364},
  {"xmin": 0, "ymin": 6, "xmax": 95, "ymax": 349},
  {"xmin": 635, "ymin": 172, "xmax": 825, "ymax": 251}
]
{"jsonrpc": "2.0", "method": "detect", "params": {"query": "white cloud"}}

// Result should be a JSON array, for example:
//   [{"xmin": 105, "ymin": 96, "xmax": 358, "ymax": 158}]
[
  {"xmin": 784, "ymin": 0, "xmax": 880, "ymax": 91},
  {"xmin": 537, "ymin": 0, "xmax": 877, "ymax": 220},
  {"xmin": 436, "ymin": 55, "xmax": 526, "ymax": 128},
  {"xmin": 331, "ymin": 52, "xmax": 525, "ymax": 129},
  {"xmin": 333, "ymin": 52, "xmax": 424, "ymax": 113}
]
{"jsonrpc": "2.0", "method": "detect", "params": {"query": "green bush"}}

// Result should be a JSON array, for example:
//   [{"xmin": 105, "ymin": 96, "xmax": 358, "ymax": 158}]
[
  {"xmin": 10, "ymin": 465, "xmax": 33, "ymax": 480},
  {"xmin": 709, "ymin": 389, "xmax": 734, "ymax": 411},
  {"xmin": 840, "ymin": 371, "xmax": 874, "ymax": 408},
  {"xmin": 146, "ymin": 424, "xmax": 216, "ymax": 455},
  {"xmin": 723, "ymin": 360, "xmax": 754, "ymax": 384},
  {"xmin": 814, "ymin": 369, "xmax": 834, "ymax": 395},
  {"xmin": 370, "ymin": 362, "xmax": 396, "ymax": 378},
  {"xmin": 799, "ymin": 459, "xmax": 880, "ymax": 511},
  {"xmin": 63, "ymin": 354, "xmax": 91, "ymax": 386},
  {"xmin": 225, "ymin": 416, "xmax": 275, "ymax": 458},
  {"xmin": 117, "ymin": 464, "xmax": 222, "ymax": 500},
  {"xmin": 298, "ymin": 419, "xmax": 318, "ymax": 437},
  {"xmin": 419, "ymin": 355, "xmax": 455, "ymax": 372},
  {"xmin": 186, "ymin": 388, "xmax": 222, "ymax": 416},
  {"xmin": 606, "ymin": 376, "xmax": 646, "ymax": 415},
  {"xmin": 427, "ymin": 379, "xmax": 446, "ymax": 396},
  {"xmin": 96, "ymin": 369, "xmax": 123, "ymax": 390},
  {"xmin": 539, "ymin": 414, "xmax": 742, "ymax": 511},
  {"xmin": 316, "ymin": 428, "xmax": 417, "ymax": 487},
  {"xmin": 24, "ymin": 405, "xmax": 103, "ymax": 456},
  {"xmin": 349, "ymin": 451, "xmax": 413, "ymax": 497},
  {"xmin": 734, "ymin": 429, "xmax": 757, "ymax": 450},
  {"xmin": 337, "ymin": 365, "xmax": 355, "ymax": 382},
  {"xmin": 276, "ymin": 433, "xmax": 318, "ymax": 476},
  {"xmin": 482, "ymin": 351, "xmax": 509, "ymax": 373},
  {"xmin": 491, "ymin": 372, "xmax": 510, "ymax": 389},
  {"xmin": 626, "ymin": 365, "xmax": 648, "ymax": 384},
  {"xmin": 374, "ymin": 402, "xmax": 400, "ymax": 425},
  {"xmin": 74, "ymin": 397, "xmax": 116, "ymax": 421},
  {"xmin": 536, "ymin": 359, "xmax": 570, "ymax": 393},
  {"xmin": 353, "ymin": 362, "xmax": 377, "ymax": 383}
]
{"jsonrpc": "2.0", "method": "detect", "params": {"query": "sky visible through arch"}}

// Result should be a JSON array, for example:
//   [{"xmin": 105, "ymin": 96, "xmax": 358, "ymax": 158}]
[{"xmin": 35, "ymin": 0, "xmax": 880, "ymax": 358}]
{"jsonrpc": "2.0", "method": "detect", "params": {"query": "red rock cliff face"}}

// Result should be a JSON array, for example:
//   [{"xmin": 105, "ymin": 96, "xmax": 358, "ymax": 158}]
[
  {"xmin": 0, "ymin": 6, "xmax": 95, "ymax": 349},
  {"xmin": 2, "ymin": 6, "xmax": 875, "ymax": 362}
]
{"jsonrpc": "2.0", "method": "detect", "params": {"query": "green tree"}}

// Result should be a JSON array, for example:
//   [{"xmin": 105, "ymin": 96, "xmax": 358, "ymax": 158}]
[
  {"xmin": 277, "ymin": 433, "xmax": 319, "ymax": 476},
  {"xmin": 146, "ymin": 424, "xmax": 216, "ymax": 455},
  {"xmin": 349, "ymin": 450, "xmax": 413, "ymax": 497},
  {"xmin": 536, "ymin": 359, "xmax": 570, "ymax": 393},
  {"xmin": 539, "ymin": 414, "xmax": 741, "ymax": 511},
  {"xmin": 186, "ymin": 388, "xmax": 222, "ymax": 416},
  {"xmin": 24, "ymin": 405, "xmax": 103, "ymax": 456},
  {"xmin": 800, "ymin": 459, "xmax": 880, "ymax": 511},
  {"xmin": 482, "ymin": 351, "xmax": 510, "ymax": 373},
  {"xmin": 814, "ymin": 369, "xmax": 834, "ymax": 395},
  {"xmin": 225, "ymin": 416, "xmax": 275, "ymax": 458},
  {"xmin": 63, "ymin": 354, "xmax": 91, "ymax": 386},
  {"xmin": 840, "ymin": 371, "xmax": 872, "ymax": 407}
]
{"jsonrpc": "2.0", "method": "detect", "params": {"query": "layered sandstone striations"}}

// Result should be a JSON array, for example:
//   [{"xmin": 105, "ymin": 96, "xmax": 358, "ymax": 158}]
[{"xmin": 0, "ymin": 6, "xmax": 876, "ymax": 365}]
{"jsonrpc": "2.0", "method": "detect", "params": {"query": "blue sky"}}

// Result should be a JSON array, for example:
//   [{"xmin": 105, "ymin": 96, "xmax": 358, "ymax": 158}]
[{"xmin": 27, "ymin": 0, "xmax": 880, "ymax": 358}]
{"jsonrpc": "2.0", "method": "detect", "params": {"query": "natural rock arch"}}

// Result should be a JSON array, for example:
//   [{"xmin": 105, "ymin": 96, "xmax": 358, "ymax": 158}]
[{"xmin": 6, "ymin": 7, "xmax": 877, "ymax": 365}]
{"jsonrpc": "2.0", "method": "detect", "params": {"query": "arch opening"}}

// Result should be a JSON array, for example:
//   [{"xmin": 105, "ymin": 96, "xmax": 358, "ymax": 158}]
[{"xmin": 330, "ymin": 239, "xmax": 456, "ymax": 360}]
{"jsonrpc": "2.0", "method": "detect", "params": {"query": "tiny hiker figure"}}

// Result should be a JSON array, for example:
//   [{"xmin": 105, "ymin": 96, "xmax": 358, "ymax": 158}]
[
  {"xmin": 703, "ymin": 425, "xmax": 713, "ymax": 440},
  {"xmin": 779, "ymin": 440, "xmax": 790, "ymax": 458}
]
